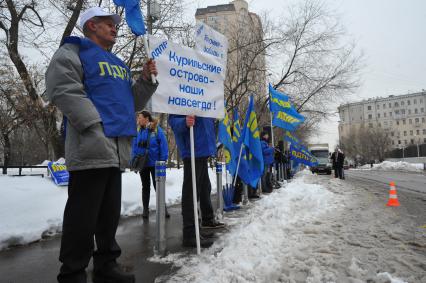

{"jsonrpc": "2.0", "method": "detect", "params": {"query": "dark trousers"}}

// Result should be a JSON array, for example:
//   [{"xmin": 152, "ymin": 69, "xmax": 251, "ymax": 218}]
[
  {"xmin": 261, "ymin": 165, "xmax": 272, "ymax": 193},
  {"xmin": 182, "ymin": 157, "xmax": 214, "ymax": 239},
  {"xmin": 58, "ymin": 168, "xmax": 122, "ymax": 283},
  {"xmin": 139, "ymin": 166, "xmax": 156, "ymax": 209},
  {"xmin": 334, "ymin": 167, "xmax": 343, "ymax": 179}
]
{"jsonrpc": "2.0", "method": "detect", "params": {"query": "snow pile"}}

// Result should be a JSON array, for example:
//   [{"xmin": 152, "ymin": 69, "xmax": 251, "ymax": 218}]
[
  {"xmin": 359, "ymin": 161, "xmax": 423, "ymax": 172},
  {"xmin": 0, "ymin": 168, "xmax": 216, "ymax": 250},
  {"xmin": 152, "ymin": 170, "xmax": 342, "ymax": 283}
]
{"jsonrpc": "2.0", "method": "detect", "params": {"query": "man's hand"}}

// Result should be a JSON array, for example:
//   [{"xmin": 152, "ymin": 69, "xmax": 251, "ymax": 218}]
[
  {"xmin": 186, "ymin": 115, "xmax": 195, "ymax": 127},
  {"xmin": 142, "ymin": 59, "xmax": 158, "ymax": 81}
]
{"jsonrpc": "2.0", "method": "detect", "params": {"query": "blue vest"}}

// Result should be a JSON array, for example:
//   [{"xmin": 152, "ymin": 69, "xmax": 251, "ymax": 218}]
[{"xmin": 63, "ymin": 36, "xmax": 136, "ymax": 137}]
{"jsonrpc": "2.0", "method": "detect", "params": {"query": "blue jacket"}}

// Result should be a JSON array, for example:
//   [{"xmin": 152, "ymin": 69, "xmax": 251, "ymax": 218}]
[
  {"xmin": 168, "ymin": 115, "xmax": 216, "ymax": 159},
  {"xmin": 261, "ymin": 140, "xmax": 274, "ymax": 166},
  {"xmin": 131, "ymin": 126, "xmax": 168, "ymax": 167}
]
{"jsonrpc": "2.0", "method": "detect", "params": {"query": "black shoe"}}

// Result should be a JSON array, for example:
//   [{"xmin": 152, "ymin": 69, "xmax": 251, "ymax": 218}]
[
  {"xmin": 142, "ymin": 208, "xmax": 149, "ymax": 219},
  {"xmin": 201, "ymin": 220, "xmax": 225, "ymax": 229},
  {"xmin": 200, "ymin": 230, "xmax": 217, "ymax": 239},
  {"xmin": 248, "ymin": 195, "xmax": 260, "ymax": 199},
  {"xmin": 93, "ymin": 264, "xmax": 135, "ymax": 283},
  {"xmin": 182, "ymin": 236, "xmax": 214, "ymax": 248}
]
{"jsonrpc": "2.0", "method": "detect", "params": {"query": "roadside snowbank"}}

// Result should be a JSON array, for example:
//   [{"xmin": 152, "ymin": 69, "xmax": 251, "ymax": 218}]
[{"xmin": 358, "ymin": 161, "xmax": 423, "ymax": 172}]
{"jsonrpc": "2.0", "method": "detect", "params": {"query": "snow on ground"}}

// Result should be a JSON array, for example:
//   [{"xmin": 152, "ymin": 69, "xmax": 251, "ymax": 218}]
[
  {"xmin": 150, "ymin": 170, "xmax": 425, "ymax": 283},
  {"xmin": 357, "ymin": 161, "xmax": 423, "ymax": 172},
  {"xmin": 0, "ymin": 167, "xmax": 216, "ymax": 250}
]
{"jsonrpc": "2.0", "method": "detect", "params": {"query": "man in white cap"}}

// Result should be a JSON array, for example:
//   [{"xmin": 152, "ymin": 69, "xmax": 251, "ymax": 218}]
[{"xmin": 46, "ymin": 6, "xmax": 158, "ymax": 283}]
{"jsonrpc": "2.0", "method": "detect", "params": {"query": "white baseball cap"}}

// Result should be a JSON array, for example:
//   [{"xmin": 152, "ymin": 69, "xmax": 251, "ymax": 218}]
[{"xmin": 79, "ymin": 7, "xmax": 121, "ymax": 29}]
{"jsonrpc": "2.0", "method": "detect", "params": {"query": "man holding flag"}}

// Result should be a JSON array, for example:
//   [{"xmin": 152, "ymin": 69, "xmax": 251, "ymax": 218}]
[{"xmin": 46, "ymin": 6, "xmax": 157, "ymax": 283}]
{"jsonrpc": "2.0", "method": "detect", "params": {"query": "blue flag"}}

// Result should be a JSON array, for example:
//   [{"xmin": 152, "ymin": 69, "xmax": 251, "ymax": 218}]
[
  {"xmin": 113, "ymin": 0, "xmax": 146, "ymax": 36},
  {"xmin": 284, "ymin": 131, "xmax": 300, "ymax": 145},
  {"xmin": 290, "ymin": 143, "xmax": 318, "ymax": 167},
  {"xmin": 269, "ymin": 84, "xmax": 305, "ymax": 131},
  {"xmin": 240, "ymin": 96, "xmax": 264, "ymax": 188},
  {"xmin": 232, "ymin": 110, "xmax": 251, "ymax": 184},
  {"xmin": 218, "ymin": 110, "xmax": 237, "ymax": 176}
]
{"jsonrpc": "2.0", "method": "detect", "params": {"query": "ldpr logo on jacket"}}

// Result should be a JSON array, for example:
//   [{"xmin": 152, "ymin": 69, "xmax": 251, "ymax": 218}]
[{"xmin": 63, "ymin": 36, "xmax": 136, "ymax": 137}]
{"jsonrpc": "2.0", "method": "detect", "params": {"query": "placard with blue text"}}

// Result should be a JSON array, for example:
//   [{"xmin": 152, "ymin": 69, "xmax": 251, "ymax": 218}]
[{"xmin": 149, "ymin": 35, "xmax": 225, "ymax": 119}]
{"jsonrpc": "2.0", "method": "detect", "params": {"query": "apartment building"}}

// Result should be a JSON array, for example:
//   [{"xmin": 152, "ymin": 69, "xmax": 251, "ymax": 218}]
[
  {"xmin": 338, "ymin": 91, "xmax": 426, "ymax": 148},
  {"xmin": 195, "ymin": 0, "xmax": 266, "ymax": 102}
]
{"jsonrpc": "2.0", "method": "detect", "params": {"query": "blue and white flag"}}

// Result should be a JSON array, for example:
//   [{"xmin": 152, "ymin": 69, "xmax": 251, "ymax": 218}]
[{"xmin": 113, "ymin": 0, "xmax": 146, "ymax": 35}]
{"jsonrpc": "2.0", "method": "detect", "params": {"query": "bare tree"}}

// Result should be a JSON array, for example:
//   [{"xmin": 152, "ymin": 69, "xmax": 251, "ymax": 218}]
[
  {"xmin": 269, "ymin": 0, "xmax": 362, "ymax": 120},
  {"xmin": 341, "ymin": 124, "xmax": 391, "ymax": 164}
]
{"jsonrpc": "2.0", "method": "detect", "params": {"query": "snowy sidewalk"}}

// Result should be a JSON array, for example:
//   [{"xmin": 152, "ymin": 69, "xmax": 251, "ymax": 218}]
[{"xmin": 0, "ymin": 170, "xmax": 424, "ymax": 282}]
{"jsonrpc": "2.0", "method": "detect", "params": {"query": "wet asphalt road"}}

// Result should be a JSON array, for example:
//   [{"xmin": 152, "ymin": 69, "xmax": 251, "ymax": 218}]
[
  {"xmin": 345, "ymin": 169, "xmax": 426, "ymax": 194},
  {"xmin": 0, "ymin": 204, "xmax": 190, "ymax": 283}
]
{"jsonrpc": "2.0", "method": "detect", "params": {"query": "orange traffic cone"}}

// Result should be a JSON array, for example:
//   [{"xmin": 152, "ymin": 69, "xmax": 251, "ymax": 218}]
[{"xmin": 386, "ymin": 181, "xmax": 400, "ymax": 207}]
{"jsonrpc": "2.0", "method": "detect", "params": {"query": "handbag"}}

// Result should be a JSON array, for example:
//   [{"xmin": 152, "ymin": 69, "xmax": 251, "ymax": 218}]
[{"xmin": 131, "ymin": 129, "xmax": 152, "ymax": 171}]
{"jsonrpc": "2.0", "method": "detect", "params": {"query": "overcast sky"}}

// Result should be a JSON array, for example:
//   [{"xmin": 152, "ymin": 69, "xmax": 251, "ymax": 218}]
[{"xmin": 186, "ymin": 0, "xmax": 426, "ymax": 149}]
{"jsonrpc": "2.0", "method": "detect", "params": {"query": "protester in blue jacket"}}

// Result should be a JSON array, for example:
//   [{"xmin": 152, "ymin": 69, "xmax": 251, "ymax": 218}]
[
  {"xmin": 132, "ymin": 111, "xmax": 169, "ymax": 218},
  {"xmin": 261, "ymin": 131, "xmax": 274, "ymax": 193},
  {"xmin": 168, "ymin": 114, "xmax": 224, "ymax": 248}
]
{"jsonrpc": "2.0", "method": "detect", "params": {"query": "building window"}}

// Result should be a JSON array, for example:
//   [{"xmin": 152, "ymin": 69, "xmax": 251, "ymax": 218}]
[
  {"xmin": 396, "ymin": 121, "xmax": 399, "ymax": 125},
  {"xmin": 389, "ymin": 112, "xmax": 392, "ymax": 117},
  {"xmin": 417, "ymin": 130, "xmax": 420, "ymax": 135},
  {"xmin": 367, "ymin": 105, "xmax": 372, "ymax": 110},
  {"xmin": 401, "ymin": 109, "xmax": 405, "ymax": 114},
  {"xmin": 402, "ymin": 119, "xmax": 406, "ymax": 125},
  {"xmin": 368, "ymin": 114, "xmax": 372, "ymax": 119},
  {"xmin": 383, "ymin": 104, "xmax": 386, "ymax": 109},
  {"xmin": 421, "ymin": 108, "xmax": 424, "ymax": 113},
  {"xmin": 389, "ymin": 103, "xmax": 391, "ymax": 108},
  {"xmin": 424, "ymin": 138, "xmax": 426, "ymax": 143},
  {"xmin": 409, "ymin": 119, "xmax": 412, "ymax": 124},
  {"xmin": 404, "ymin": 131, "xmax": 407, "ymax": 136},
  {"xmin": 423, "ymin": 129, "xmax": 426, "ymax": 135},
  {"xmin": 415, "ymin": 108, "xmax": 418, "ymax": 114},
  {"xmin": 391, "ymin": 132, "xmax": 394, "ymax": 136},
  {"xmin": 377, "ymin": 113, "xmax": 381, "ymax": 118},
  {"xmin": 401, "ymin": 101, "xmax": 404, "ymax": 106},
  {"xmin": 423, "ymin": 117, "xmax": 425, "ymax": 123},
  {"xmin": 407, "ymin": 100, "xmax": 411, "ymax": 105},
  {"xmin": 410, "ymin": 130, "xmax": 413, "ymax": 135},
  {"xmin": 410, "ymin": 139, "xmax": 414, "ymax": 144},
  {"xmin": 394, "ymin": 102, "xmax": 399, "ymax": 107},
  {"xmin": 384, "ymin": 121, "xmax": 388, "ymax": 126},
  {"xmin": 408, "ymin": 109, "xmax": 412, "ymax": 114},
  {"xmin": 395, "ymin": 110, "xmax": 399, "ymax": 114},
  {"xmin": 415, "ymin": 118, "xmax": 419, "ymax": 123},
  {"xmin": 405, "ymin": 140, "xmax": 407, "ymax": 145},
  {"xmin": 414, "ymin": 99, "xmax": 417, "ymax": 104},
  {"xmin": 398, "ymin": 140, "xmax": 401, "ymax": 144},
  {"xmin": 392, "ymin": 140, "xmax": 395, "ymax": 145},
  {"xmin": 377, "ymin": 104, "xmax": 380, "ymax": 109}
]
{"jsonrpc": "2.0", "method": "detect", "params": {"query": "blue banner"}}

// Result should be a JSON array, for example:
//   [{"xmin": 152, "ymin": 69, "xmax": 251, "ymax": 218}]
[
  {"xmin": 114, "ymin": 0, "xmax": 146, "ymax": 36},
  {"xmin": 240, "ymin": 96, "xmax": 264, "ymax": 188},
  {"xmin": 218, "ymin": 110, "xmax": 237, "ymax": 176},
  {"xmin": 47, "ymin": 162, "xmax": 69, "ymax": 186},
  {"xmin": 289, "ymin": 143, "xmax": 318, "ymax": 167}
]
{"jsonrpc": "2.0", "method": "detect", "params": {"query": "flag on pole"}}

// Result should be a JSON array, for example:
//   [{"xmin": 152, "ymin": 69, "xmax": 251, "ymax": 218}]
[
  {"xmin": 284, "ymin": 131, "xmax": 300, "ymax": 145},
  {"xmin": 269, "ymin": 84, "xmax": 305, "ymax": 131},
  {"xmin": 240, "ymin": 96, "xmax": 264, "ymax": 188},
  {"xmin": 218, "ymin": 110, "xmax": 237, "ymax": 176},
  {"xmin": 232, "ymin": 109, "xmax": 251, "ymax": 183},
  {"xmin": 113, "ymin": 0, "xmax": 146, "ymax": 36}
]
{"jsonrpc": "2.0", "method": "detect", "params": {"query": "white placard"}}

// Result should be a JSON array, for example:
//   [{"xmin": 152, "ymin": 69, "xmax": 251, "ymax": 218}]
[
  {"xmin": 195, "ymin": 21, "xmax": 228, "ymax": 65},
  {"xmin": 149, "ymin": 35, "xmax": 225, "ymax": 119}
]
